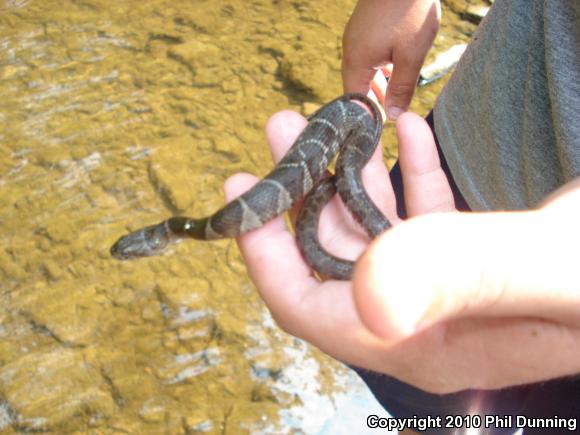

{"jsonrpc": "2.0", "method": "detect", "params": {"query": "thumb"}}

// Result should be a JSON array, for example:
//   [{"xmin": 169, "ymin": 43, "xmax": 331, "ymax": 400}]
[
  {"xmin": 384, "ymin": 56, "xmax": 423, "ymax": 120},
  {"xmin": 342, "ymin": 61, "xmax": 377, "ymax": 96},
  {"xmin": 352, "ymin": 210, "xmax": 580, "ymax": 340}
]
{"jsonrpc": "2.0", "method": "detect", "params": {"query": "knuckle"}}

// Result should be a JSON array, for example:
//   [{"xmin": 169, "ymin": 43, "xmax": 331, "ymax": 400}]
[{"xmin": 387, "ymin": 82, "xmax": 416, "ymax": 100}]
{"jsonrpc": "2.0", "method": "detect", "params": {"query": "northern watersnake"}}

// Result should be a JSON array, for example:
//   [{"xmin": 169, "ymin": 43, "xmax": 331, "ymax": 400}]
[{"xmin": 110, "ymin": 93, "xmax": 391, "ymax": 280}]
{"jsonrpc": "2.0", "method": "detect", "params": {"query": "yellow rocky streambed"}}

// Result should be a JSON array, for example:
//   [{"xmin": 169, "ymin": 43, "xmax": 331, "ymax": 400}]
[{"xmin": 0, "ymin": 0, "xmax": 486, "ymax": 432}]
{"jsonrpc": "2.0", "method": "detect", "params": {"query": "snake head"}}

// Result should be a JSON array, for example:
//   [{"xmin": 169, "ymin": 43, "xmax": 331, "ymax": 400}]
[{"xmin": 110, "ymin": 222, "xmax": 172, "ymax": 260}]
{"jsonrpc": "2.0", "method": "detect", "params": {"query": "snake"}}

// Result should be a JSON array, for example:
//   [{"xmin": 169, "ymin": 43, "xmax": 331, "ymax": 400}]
[{"xmin": 110, "ymin": 93, "xmax": 391, "ymax": 280}]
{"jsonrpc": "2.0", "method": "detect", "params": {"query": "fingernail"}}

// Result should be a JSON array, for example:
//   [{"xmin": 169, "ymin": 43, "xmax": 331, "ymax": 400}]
[{"xmin": 386, "ymin": 106, "xmax": 403, "ymax": 121}]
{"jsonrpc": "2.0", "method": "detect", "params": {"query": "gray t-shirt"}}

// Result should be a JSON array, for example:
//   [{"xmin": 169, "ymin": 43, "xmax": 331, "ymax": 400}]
[{"xmin": 434, "ymin": 0, "xmax": 580, "ymax": 211}]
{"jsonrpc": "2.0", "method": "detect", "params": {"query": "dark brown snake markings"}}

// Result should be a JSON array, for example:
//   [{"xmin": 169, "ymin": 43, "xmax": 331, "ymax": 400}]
[{"xmin": 110, "ymin": 93, "xmax": 391, "ymax": 280}]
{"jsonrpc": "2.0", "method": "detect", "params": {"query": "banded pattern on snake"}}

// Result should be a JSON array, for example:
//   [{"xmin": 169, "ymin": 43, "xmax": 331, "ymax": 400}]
[{"xmin": 110, "ymin": 93, "xmax": 391, "ymax": 280}]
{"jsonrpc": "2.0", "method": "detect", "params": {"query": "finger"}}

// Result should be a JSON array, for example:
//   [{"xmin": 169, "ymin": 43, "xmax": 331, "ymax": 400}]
[
  {"xmin": 353, "ymin": 210, "xmax": 580, "ymax": 341},
  {"xmin": 368, "ymin": 68, "xmax": 388, "ymax": 123},
  {"xmin": 223, "ymin": 173, "xmax": 316, "ymax": 303},
  {"xmin": 385, "ymin": 54, "xmax": 423, "ymax": 120},
  {"xmin": 396, "ymin": 112, "xmax": 456, "ymax": 215},
  {"xmin": 361, "ymin": 140, "xmax": 400, "ymax": 225},
  {"xmin": 342, "ymin": 57, "xmax": 376, "ymax": 96},
  {"xmin": 224, "ymin": 173, "xmax": 289, "ymax": 235},
  {"xmin": 264, "ymin": 110, "xmax": 310, "ymax": 224},
  {"xmin": 265, "ymin": 110, "xmax": 308, "ymax": 163},
  {"xmin": 365, "ymin": 71, "xmax": 397, "ymax": 220}
]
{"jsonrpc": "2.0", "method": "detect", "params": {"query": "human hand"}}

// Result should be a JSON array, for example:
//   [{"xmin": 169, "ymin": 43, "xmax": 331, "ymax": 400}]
[
  {"xmin": 352, "ymin": 177, "xmax": 580, "ymax": 393},
  {"xmin": 225, "ymin": 105, "xmax": 580, "ymax": 395},
  {"xmin": 342, "ymin": 0, "xmax": 440, "ymax": 120},
  {"xmin": 224, "ymin": 105, "xmax": 464, "ymax": 391}
]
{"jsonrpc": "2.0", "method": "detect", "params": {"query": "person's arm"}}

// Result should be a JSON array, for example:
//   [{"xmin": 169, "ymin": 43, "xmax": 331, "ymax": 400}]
[{"xmin": 342, "ymin": 0, "xmax": 440, "ymax": 120}]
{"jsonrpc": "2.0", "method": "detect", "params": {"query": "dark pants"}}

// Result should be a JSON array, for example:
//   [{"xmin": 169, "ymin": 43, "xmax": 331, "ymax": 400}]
[{"xmin": 350, "ymin": 111, "xmax": 580, "ymax": 434}]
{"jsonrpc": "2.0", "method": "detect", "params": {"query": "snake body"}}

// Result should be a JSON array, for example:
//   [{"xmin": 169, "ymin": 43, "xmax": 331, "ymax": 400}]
[{"xmin": 110, "ymin": 93, "xmax": 391, "ymax": 280}]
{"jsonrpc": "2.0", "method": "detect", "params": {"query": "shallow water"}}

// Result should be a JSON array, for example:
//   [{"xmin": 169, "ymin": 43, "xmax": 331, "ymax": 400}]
[{"xmin": 0, "ymin": 0, "xmax": 484, "ymax": 432}]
